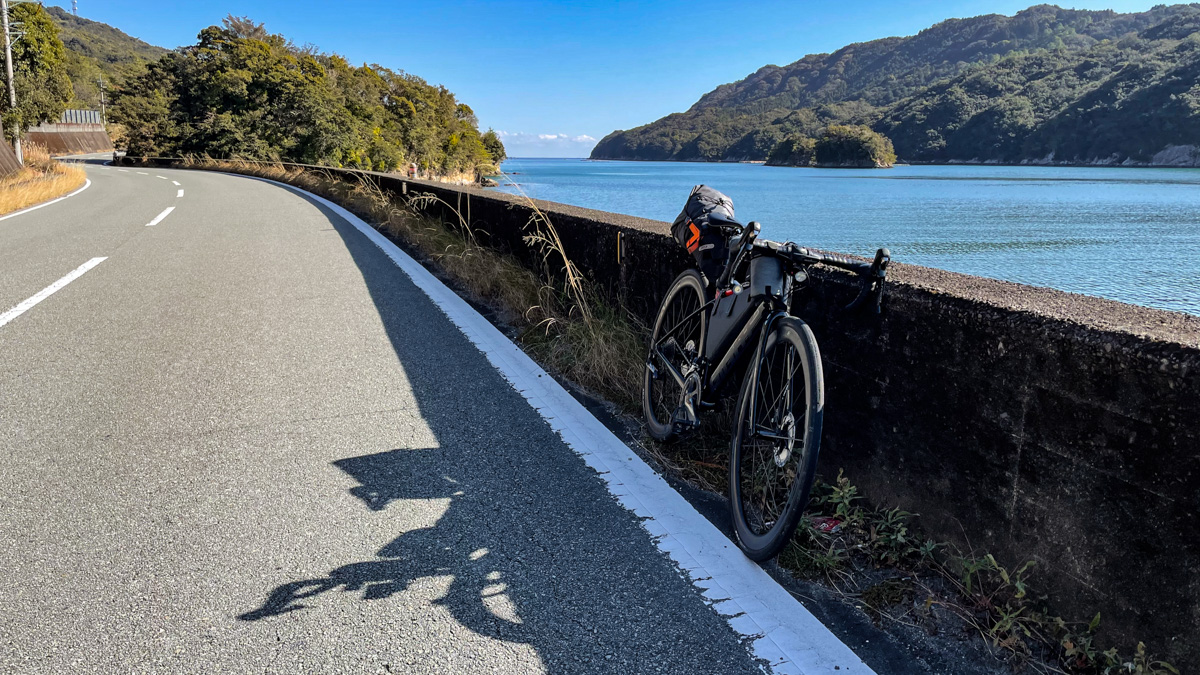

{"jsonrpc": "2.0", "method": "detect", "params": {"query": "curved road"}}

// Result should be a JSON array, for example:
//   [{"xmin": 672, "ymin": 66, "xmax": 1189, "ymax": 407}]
[{"xmin": 0, "ymin": 161, "xmax": 863, "ymax": 673}]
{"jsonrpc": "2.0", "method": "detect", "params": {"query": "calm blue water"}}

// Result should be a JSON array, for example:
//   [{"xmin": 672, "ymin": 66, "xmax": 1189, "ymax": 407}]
[{"xmin": 491, "ymin": 158, "xmax": 1200, "ymax": 316}]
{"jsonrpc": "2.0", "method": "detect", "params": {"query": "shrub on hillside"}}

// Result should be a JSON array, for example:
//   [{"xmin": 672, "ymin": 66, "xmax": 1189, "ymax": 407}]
[{"xmin": 766, "ymin": 126, "xmax": 896, "ymax": 168}]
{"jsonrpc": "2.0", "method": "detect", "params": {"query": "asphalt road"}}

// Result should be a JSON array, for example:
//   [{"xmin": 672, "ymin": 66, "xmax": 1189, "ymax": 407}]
[{"xmin": 0, "ymin": 161, "xmax": 776, "ymax": 674}]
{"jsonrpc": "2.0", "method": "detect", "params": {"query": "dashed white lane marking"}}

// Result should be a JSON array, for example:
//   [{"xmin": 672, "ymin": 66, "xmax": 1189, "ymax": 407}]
[
  {"xmin": 176, "ymin": 189, "xmax": 184, "ymax": 198},
  {"xmin": 145, "ymin": 206, "xmax": 175, "ymax": 227},
  {"xmin": 0, "ymin": 179, "xmax": 92, "ymax": 223},
  {"xmin": 171, "ymin": 180, "xmax": 180, "ymax": 186},
  {"xmin": 235, "ymin": 173, "xmax": 875, "ymax": 675},
  {"xmin": 118, "ymin": 169, "xmax": 129, "ymax": 172},
  {"xmin": 136, "ymin": 171, "xmax": 148, "ymax": 175},
  {"xmin": 156, "ymin": 176, "xmax": 168, "ymax": 180},
  {"xmin": 0, "ymin": 257, "xmax": 107, "ymax": 329}
]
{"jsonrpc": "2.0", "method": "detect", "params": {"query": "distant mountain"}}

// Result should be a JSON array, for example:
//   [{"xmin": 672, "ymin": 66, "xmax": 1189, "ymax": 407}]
[
  {"xmin": 880, "ymin": 11, "xmax": 1200, "ymax": 164},
  {"xmin": 45, "ymin": 5, "xmax": 169, "ymax": 110},
  {"xmin": 590, "ymin": 4, "xmax": 1200, "ymax": 166}
]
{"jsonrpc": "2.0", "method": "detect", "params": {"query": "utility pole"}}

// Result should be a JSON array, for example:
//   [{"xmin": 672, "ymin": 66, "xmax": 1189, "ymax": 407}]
[
  {"xmin": 1, "ymin": 0, "xmax": 19, "ymax": 165},
  {"xmin": 98, "ymin": 75, "xmax": 105, "ymax": 124}
]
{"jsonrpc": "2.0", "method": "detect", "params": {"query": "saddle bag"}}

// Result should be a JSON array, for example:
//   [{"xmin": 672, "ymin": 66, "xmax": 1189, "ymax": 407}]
[{"xmin": 671, "ymin": 185, "xmax": 735, "ymax": 284}]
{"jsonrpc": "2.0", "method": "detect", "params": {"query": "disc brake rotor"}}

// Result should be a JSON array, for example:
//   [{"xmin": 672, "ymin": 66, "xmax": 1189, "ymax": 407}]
[{"xmin": 774, "ymin": 412, "xmax": 796, "ymax": 467}]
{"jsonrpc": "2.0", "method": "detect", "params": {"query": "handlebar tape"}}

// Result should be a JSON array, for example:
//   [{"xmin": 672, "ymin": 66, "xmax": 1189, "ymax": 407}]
[{"xmin": 821, "ymin": 252, "xmax": 871, "ymax": 273}]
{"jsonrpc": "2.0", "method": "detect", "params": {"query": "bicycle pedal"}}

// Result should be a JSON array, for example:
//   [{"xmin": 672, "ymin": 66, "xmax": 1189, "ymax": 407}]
[{"xmin": 672, "ymin": 420, "xmax": 700, "ymax": 435}]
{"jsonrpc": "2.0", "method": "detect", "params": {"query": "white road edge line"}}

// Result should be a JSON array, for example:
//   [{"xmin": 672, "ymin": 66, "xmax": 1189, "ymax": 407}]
[
  {"xmin": 238, "ymin": 172, "xmax": 875, "ymax": 675},
  {"xmin": 176, "ymin": 189, "xmax": 184, "ymax": 198},
  {"xmin": 0, "ymin": 179, "xmax": 92, "ymax": 223},
  {"xmin": 0, "ymin": 257, "xmax": 107, "ymax": 329},
  {"xmin": 145, "ymin": 206, "xmax": 175, "ymax": 227}
]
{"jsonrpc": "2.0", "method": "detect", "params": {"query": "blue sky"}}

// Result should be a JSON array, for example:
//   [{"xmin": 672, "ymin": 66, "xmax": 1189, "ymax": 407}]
[{"xmin": 53, "ymin": 1, "xmax": 1166, "ymax": 156}]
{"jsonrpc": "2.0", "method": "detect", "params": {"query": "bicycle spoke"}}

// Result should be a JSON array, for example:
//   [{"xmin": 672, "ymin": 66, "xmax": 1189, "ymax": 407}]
[
  {"xmin": 648, "ymin": 284, "xmax": 701, "ymax": 429},
  {"xmin": 739, "ymin": 335, "xmax": 812, "ymax": 537},
  {"xmin": 761, "ymin": 348, "xmax": 803, "ymax": 426}
]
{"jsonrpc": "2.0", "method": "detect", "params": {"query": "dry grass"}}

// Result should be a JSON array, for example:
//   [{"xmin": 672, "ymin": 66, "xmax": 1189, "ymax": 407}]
[{"xmin": 0, "ymin": 143, "xmax": 87, "ymax": 216}]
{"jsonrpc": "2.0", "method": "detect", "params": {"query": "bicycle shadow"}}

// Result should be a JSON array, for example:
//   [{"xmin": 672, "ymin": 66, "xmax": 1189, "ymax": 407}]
[
  {"xmin": 230, "ymin": 177, "xmax": 767, "ymax": 674},
  {"xmin": 239, "ymin": 447, "xmax": 532, "ymax": 643}
]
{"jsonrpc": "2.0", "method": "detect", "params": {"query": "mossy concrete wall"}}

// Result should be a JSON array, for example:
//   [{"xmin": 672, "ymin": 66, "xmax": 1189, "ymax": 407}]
[{"xmin": 382, "ymin": 175, "xmax": 1199, "ymax": 668}]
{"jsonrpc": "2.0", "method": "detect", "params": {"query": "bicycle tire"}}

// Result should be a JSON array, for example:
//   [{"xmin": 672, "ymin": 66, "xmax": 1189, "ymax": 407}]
[
  {"xmin": 729, "ymin": 316, "xmax": 824, "ymax": 561},
  {"xmin": 642, "ymin": 269, "xmax": 707, "ymax": 442}
]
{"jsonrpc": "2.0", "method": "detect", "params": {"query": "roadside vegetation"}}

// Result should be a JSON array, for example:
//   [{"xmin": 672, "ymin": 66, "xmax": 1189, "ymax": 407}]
[
  {"xmin": 0, "ymin": 3, "xmax": 73, "ymax": 145},
  {"xmin": 141, "ymin": 156, "xmax": 1178, "ymax": 675},
  {"xmin": 26, "ymin": 7, "xmax": 503, "ymax": 180},
  {"xmin": 0, "ymin": 143, "xmax": 85, "ymax": 216},
  {"xmin": 110, "ymin": 16, "xmax": 504, "ymax": 179},
  {"xmin": 781, "ymin": 472, "xmax": 1179, "ymax": 675}
]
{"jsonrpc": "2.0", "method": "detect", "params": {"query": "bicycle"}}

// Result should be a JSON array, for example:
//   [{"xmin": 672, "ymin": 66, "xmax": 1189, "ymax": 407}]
[{"xmin": 642, "ymin": 196, "xmax": 890, "ymax": 561}]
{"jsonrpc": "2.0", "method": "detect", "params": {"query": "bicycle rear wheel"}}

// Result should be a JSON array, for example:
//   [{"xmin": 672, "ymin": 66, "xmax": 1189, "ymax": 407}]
[
  {"xmin": 643, "ymin": 270, "xmax": 707, "ymax": 442},
  {"xmin": 729, "ymin": 317, "xmax": 824, "ymax": 561}
]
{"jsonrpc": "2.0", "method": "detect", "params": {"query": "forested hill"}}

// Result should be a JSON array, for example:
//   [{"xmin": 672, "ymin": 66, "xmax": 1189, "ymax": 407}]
[
  {"xmin": 110, "ymin": 16, "xmax": 504, "ymax": 176},
  {"xmin": 590, "ymin": 4, "xmax": 1200, "ymax": 166},
  {"xmin": 45, "ymin": 5, "xmax": 169, "ymax": 110},
  {"xmin": 41, "ymin": 10, "xmax": 504, "ymax": 177}
]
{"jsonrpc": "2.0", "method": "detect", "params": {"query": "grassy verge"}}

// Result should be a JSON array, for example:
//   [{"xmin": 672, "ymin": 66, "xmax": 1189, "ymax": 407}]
[
  {"xmin": 145, "ymin": 157, "xmax": 1176, "ymax": 675},
  {"xmin": 782, "ymin": 471, "xmax": 1178, "ymax": 674},
  {"xmin": 0, "ymin": 144, "xmax": 87, "ymax": 216}
]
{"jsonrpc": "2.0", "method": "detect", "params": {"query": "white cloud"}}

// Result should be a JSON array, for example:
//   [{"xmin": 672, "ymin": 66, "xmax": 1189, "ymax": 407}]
[{"xmin": 495, "ymin": 131, "xmax": 599, "ymax": 158}]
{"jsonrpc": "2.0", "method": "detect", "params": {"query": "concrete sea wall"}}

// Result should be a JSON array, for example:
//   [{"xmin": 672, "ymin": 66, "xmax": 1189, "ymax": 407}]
[
  {"xmin": 383, "ymin": 175, "xmax": 1200, "ymax": 669},
  {"xmin": 128, "ymin": 158, "xmax": 1200, "ymax": 668}
]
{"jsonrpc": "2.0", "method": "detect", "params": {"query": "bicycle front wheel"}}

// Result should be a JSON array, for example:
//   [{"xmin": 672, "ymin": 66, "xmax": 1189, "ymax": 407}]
[{"xmin": 729, "ymin": 317, "xmax": 824, "ymax": 561}]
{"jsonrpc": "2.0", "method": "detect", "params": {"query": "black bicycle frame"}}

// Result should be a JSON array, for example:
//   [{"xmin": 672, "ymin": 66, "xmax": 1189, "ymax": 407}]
[
  {"xmin": 707, "ymin": 298, "xmax": 788, "ymax": 397},
  {"xmin": 650, "ymin": 277, "xmax": 790, "ymax": 410}
]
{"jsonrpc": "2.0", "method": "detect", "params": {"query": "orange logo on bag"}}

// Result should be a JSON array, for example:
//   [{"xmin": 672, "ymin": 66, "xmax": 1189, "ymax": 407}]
[{"xmin": 686, "ymin": 222, "xmax": 701, "ymax": 253}]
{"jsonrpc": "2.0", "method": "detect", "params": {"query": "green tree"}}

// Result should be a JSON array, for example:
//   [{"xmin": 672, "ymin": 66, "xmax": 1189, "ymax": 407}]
[
  {"xmin": 815, "ymin": 125, "xmax": 896, "ymax": 167},
  {"xmin": 3, "ymin": 3, "xmax": 72, "ymax": 140},
  {"xmin": 766, "ymin": 135, "xmax": 817, "ymax": 166},
  {"xmin": 111, "ymin": 15, "xmax": 497, "ymax": 177},
  {"xmin": 481, "ymin": 129, "xmax": 506, "ymax": 163}
]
